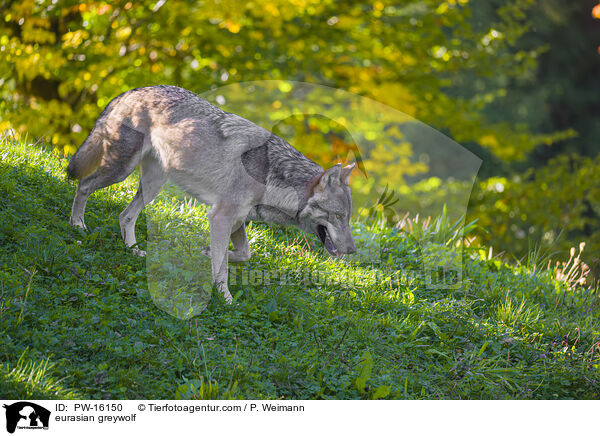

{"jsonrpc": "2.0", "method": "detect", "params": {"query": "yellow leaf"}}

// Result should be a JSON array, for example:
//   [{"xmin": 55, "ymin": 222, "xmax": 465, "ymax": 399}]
[
  {"xmin": 436, "ymin": 3, "xmax": 449, "ymax": 14},
  {"xmin": 64, "ymin": 144, "xmax": 77, "ymax": 155},
  {"xmin": 226, "ymin": 22, "xmax": 240, "ymax": 33},
  {"xmin": 479, "ymin": 134, "xmax": 499, "ymax": 149}
]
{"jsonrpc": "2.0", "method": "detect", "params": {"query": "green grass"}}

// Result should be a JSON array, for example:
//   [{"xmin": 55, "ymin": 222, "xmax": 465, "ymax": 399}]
[{"xmin": 0, "ymin": 133, "xmax": 599, "ymax": 399}]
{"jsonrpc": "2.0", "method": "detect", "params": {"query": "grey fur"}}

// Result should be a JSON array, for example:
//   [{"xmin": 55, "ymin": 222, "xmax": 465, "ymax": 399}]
[{"xmin": 67, "ymin": 85, "xmax": 356, "ymax": 303}]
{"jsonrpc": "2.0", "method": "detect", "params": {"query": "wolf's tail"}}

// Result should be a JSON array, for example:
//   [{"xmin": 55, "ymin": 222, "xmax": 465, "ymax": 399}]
[{"xmin": 66, "ymin": 129, "xmax": 104, "ymax": 179}]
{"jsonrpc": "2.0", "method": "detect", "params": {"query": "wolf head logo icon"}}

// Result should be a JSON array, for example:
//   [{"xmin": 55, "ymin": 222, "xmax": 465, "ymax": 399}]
[{"xmin": 3, "ymin": 402, "xmax": 50, "ymax": 434}]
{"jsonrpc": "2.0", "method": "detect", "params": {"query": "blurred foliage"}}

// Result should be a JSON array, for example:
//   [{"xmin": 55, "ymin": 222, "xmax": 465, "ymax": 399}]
[
  {"xmin": 468, "ymin": 153, "xmax": 600, "ymax": 282},
  {"xmin": 0, "ymin": 0, "xmax": 553, "ymax": 153},
  {"xmin": 0, "ymin": 0, "xmax": 598, "ymax": 280},
  {"xmin": 462, "ymin": 1, "xmax": 600, "ymax": 282},
  {"xmin": 472, "ymin": 1, "xmax": 600, "ymax": 167}
]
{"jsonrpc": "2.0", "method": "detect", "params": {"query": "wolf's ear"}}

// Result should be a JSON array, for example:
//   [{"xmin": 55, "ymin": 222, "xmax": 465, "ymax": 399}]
[
  {"xmin": 315, "ymin": 164, "xmax": 342, "ymax": 191},
  {"xmin": 340, "ymin": 162, "xmax": 356, "ymax": 185}
]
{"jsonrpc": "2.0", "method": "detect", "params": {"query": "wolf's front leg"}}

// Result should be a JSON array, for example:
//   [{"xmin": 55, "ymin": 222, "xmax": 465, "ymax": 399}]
[
  {"xmin": 207, "ymin": 207, "xmax": 235, "ymax": 304},
  {"xmin": 201, "ymin": 223, "xmax": 251, "ymax": 263},
  {"xmin": 229, "ymin": 223, "xmax": 251, "ymax": 262}
]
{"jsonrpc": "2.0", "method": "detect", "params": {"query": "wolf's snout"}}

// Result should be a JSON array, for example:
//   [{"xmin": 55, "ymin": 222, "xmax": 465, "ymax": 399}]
[{"xmin": 344, "ymin": 229, "xmax": 356, "ymax": 254}]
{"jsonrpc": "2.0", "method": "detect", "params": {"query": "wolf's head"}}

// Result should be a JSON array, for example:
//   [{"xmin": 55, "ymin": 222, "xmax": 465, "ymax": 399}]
[{"xmin": 299, "ymin": 163, "xmax": 357, "ymax": 257}]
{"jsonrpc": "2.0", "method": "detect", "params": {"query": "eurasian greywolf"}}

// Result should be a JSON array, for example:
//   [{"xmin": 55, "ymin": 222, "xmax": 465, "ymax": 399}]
[{"xmin": 67, "ymin": 85, "xmax": 356, "ymax": 303}]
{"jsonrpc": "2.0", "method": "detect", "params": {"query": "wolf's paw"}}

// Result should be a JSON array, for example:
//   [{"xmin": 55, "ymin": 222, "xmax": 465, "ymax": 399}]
[
  {"xmin": 69, "ymin": 216, "xmax": 88, "ymax": 231},
  {"xmin": 215, "ymin": 282, "xmax": 233, "ymax": 304}
]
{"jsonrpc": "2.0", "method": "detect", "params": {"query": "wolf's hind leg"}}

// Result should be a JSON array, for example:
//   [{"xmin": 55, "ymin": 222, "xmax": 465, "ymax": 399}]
[
  {"xmin": 119, "ymin": 156, "xmax": 166, "ymax": 255},
  {"xmin": 69, "ymin": 125, "xmax": 144, "ymax": 231},
  {"xmin": 69, "ymin": 158, "xmax": 136, "ymax": 230},
  {"xmin": 229, "ymin": 223, "xmax": 251, "ymax": 262},
  {"xmin": 69, "ymin": 176, "xmax": 93, "ymax": 231}
]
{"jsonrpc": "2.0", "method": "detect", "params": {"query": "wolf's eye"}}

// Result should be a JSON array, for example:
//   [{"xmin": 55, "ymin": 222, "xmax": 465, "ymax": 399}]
[{"xmin": 335, "ymin": 213, "xmax": 343, "ymax": 220}]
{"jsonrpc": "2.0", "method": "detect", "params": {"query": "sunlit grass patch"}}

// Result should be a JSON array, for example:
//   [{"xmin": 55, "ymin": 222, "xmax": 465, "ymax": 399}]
[{"xmin": 0, "ymin": 352, "xmax": 80, "ymax": 400}]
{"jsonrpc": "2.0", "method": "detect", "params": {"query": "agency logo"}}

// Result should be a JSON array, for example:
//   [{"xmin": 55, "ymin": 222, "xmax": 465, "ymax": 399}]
[{"xmin": 2, "ymin": 402, "xmax": 50, "ymax": 434}]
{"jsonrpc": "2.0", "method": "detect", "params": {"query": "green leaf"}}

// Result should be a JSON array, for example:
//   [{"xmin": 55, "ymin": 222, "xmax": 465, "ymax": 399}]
[
  {"xmin": 428, "ymin": 321, "xmax": 446, "ymax": 341},
  {"xmin": 355, "ymin": 350, "xmax": 373, "ymax": 394},
  {"xmin": 477, "ymin": 341, "xmax": 490, "ymax": 358}
]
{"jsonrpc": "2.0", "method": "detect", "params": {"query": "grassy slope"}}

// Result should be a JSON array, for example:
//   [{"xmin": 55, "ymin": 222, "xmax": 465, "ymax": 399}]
[{"xmin": 0, "ymin": 136, "xmax": 599, "ymax": 400}]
